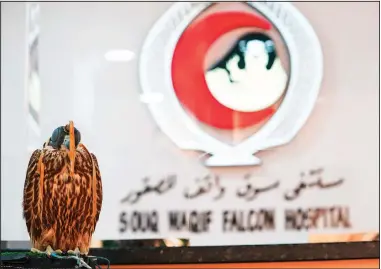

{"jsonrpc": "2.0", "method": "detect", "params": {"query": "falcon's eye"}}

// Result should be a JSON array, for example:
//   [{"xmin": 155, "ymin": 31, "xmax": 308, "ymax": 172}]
[
  {"xmin": 238, "ymin": 40, "xmax": 247, "ymax": 53},
  {"xmin": 265, "ymin": 40, "xmax": 275, "ymax": 53}
]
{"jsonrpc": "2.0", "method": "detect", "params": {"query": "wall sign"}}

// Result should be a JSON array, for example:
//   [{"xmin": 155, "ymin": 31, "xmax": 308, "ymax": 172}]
[{"xmin": 120, "ymin": 2, "xmax": 357, "ymax": 246}]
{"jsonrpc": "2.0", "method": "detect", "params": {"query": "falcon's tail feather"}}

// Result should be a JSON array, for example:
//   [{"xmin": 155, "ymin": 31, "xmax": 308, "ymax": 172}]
[{"xmin": 69, "ymin": 120, "xmax": 75, "ymax": 176}]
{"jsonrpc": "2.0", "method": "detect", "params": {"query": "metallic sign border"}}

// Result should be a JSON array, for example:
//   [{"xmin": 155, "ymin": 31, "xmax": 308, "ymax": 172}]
[{"xmin": 139, "ymin": 2, "xmax": 323, "ymax": 166}]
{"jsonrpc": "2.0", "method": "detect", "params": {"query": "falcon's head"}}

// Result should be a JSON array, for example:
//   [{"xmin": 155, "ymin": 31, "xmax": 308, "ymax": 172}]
[{"xmin": 44, "ymin": 124, "xmax": 81, "ymax": 150}]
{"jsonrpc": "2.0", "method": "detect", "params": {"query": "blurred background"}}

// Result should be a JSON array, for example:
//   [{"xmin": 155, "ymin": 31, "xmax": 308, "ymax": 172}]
[{"xmin": 1, "ymin": 1, "xmax": 379, "ymax": 249}]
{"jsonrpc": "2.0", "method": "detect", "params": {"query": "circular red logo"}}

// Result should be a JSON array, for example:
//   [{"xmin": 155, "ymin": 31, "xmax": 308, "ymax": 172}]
[{"xmin": 171, "ymin": 4, "xmax": 290, "ymax": 131}]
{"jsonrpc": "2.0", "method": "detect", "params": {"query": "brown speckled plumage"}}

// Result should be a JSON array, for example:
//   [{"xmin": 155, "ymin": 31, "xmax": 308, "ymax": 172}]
[{"xmin": 22, "ymin": 144, "xmax": 102, "ymax": 254}]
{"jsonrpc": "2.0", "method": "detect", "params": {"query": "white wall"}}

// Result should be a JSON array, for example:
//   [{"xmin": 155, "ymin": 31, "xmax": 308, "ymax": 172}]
[
  {"xmin": 1, "ymin": 2, "xmax": 29, "ymax": 240},
  {"xmin": 1, "ymin": 2, "xmax": 379, "ymax": 244}
]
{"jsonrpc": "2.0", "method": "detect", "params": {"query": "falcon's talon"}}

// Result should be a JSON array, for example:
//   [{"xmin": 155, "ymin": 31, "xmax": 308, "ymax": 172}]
[
  {"xmin": 30, "ymin": 246, "xmax": 60, "ymax": 257},
  {"xmin": 67, "ymin": 247, "xmax": 80, "ymax": 256},
  {"xmin": 30, "ymin": 248, "xmax": 44, "ymax": 254},
  {"xmin": 45, "ymin": 245, "xmax": 54, "ymax": 257}
]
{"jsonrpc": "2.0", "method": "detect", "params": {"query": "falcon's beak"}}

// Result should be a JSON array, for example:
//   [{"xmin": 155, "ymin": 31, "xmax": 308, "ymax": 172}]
[
  {"xmin": 63, "ymin": 124, "xmax": 73, "ymax": 149},
  {"xmin": 62, "ymin": 136, "xmax": 70, "ymax": 149}
]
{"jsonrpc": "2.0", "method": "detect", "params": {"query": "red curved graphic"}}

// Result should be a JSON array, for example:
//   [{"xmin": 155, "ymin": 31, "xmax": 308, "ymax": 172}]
[{"xmin": 171, "ymin": 11, "xmax": 277, "ymax": 130}]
